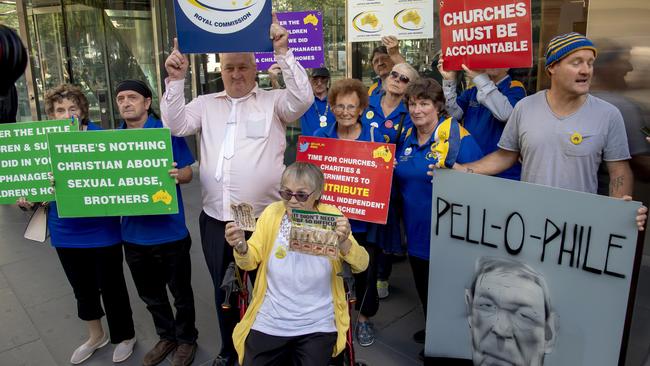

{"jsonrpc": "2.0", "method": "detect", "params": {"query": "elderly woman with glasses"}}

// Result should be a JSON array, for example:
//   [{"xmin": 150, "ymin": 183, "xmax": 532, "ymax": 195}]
[
  {"xmin": 362, "ymin": 64, "xmax": 419, "ymax": 317},
  {"xmin": 225, "ymin": 162, "xmax": 369, "ymax": 366},
  {"xmin": 312, "ymin": 78, "xmax": 383, "ymax": 347}
]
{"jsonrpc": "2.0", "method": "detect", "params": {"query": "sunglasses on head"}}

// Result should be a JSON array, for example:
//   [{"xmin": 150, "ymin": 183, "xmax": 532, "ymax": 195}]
[
  {"xmin": 279, "ymin": 189, "xmax": 314, "ymax": 202},
  {"xmin": 390, "ymin": 70, "xmax": 410, "ymax": 84}
]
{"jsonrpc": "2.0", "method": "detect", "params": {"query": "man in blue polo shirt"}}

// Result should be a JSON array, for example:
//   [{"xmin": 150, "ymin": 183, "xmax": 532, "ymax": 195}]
[
  {"xmin": 115, "ymin": 80, "xmax": 198, "ymax": 366},
  {"xmin": 438, "ymin": 59, "xmax": 526, "ymax": 180},
  {"xmin": 299, "ymin": 67, "xmax": 335, "ymax": 136}
]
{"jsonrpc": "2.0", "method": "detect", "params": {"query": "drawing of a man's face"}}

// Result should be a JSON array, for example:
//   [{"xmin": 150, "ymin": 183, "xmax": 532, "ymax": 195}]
[{"xmin": 466, "ymin": 258, "xmax": 557, "ymax": 366}]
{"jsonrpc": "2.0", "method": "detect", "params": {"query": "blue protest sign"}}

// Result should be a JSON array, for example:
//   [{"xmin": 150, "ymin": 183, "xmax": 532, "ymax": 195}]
[{"xmin": 174, "ymin": 0, "xmax": 273, "ymax": 53}]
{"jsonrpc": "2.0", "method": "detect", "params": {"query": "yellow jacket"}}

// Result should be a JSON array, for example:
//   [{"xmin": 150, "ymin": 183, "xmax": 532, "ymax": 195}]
[{"xmin": 233, "ymin": 201, "xmax": 370, "ymax": 364}]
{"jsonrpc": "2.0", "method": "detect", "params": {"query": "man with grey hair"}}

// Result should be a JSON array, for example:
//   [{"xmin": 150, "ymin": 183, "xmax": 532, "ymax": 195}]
[
  {"xmin": 465, "ymin": 257, "xmax": 557, "ymax": 366},
  {"xmin": 160, "ymin": 16, "xmax": 313, "ymax": 366}
]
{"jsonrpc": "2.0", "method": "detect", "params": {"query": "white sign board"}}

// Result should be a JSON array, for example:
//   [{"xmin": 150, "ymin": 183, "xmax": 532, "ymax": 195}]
[
  {"xmin": 347, "ymin": 0, "xmax": 434, "ymax": 42},
  {"xmin": 427, "ymin": 170, "xmax": 642, "ymax": 365}
]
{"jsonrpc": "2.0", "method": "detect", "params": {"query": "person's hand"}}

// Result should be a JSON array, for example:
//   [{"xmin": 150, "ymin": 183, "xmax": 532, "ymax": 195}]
[
  {"xmin": 225, "ymin": 222, "xmax": 248, "ymax": 253},
  {"xmin": 164, "ymin": 38, "xmax": 188, "ymax": 81},
  {"xmin": 461, "ymin": 64, "xmax": 485, "ymax": 80},
  {"xmin": 270, "ymin": 13, "xmax": 289, "ymax": 55},
  {"xmin": 437, "ymin": 57, "xmax": 457, "ymax": 81},
  {"xmin": 168, "ymin": 162, "xmax": 179, "ymax": 184},
  {"xmin": 623, "ymin": 195, "xmax": 648, "ymax": 231},
  {"xmin": 382, "ymin": 35, "xmax": 400, "ymax": 55},
  {"xmin": 335, "ymin": 216, "xmax": 352, "ymax": 254},
  {"xmin": 268, "ymin": 63, "xmax": 281, "ymax": 79},
  {"xmin": 16, "ymin": 197, "xmax": 35, "ymax": 211}
]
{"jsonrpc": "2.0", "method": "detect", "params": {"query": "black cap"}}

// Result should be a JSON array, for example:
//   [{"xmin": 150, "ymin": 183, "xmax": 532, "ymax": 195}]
[
  {"xmin": 310, "ymin": 68, "xmax": 330, "ymax": 78},
  {"xmin": 115, "ymin": 80, "xmax": 152, "ymax": 98}
]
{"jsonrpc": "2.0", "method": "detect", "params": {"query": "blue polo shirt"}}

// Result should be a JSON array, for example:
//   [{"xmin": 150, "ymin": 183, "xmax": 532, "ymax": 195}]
[
  {"xmin": 48, "ymin": 122, "xmax": 122, "ymax": 248},
  {"xmin": 119, "ymin": 116, "xmax": 195, "ymax": 245},
  {"xmin": 300, "ymin": 95, "xmax": 336, "ymax": 136},
  {"xmin": 394, "ymin": 118, "xmax": 483, "ymax": 260},
  {"xmin": 361, "ymin": 94, "xmax": 412, "ymax": 146},
  {"xmin": 456, "ymin": 75, "xmax": 525, "ymax": 180},
  {"xmin": 368, "ymin": 78, "xmax": 383, "ymax": 97},
  {"xmin": 314, "ymin": 121, "xmax": 383, "ymax": 233}
]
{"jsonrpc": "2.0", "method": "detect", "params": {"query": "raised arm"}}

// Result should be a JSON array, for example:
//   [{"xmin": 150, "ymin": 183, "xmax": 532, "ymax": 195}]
[
  {"xmin": 270, "ymin": 14, "xmax": 313, "ymax": 124},
  {"xmin": 382, "ymin": 36, "xmax": 406, "ymax": 65},
  {"xmin": 160, "ymin": 38, "xmax": 203, "ymax": 137},
  {"xmin": 438, "ymin": 57, "xmax": 464, "ymax": 120}
]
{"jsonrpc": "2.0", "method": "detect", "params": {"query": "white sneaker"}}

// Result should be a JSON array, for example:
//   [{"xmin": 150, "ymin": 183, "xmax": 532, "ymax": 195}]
[
  {"xmin": 112, "ymin": 337, "xmax": 136, "ymax": 363},
  {"xmin": 70, "ymin": 334, "xmax": 109, "ymax": 364}
]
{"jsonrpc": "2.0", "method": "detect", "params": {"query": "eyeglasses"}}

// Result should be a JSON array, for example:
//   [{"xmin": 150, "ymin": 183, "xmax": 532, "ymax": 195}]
[
  {"xmin": 332, "ymin": 104, "xmax": 359, "ymax": 113},
  {"xmin": 311, "ymin": 77, "xmax": 329, "ymax": 84},
  {"xmin": 390, "ymin": 70, "xmax": 410, "ymax": 84},
  {"xmin": 279, "ymin": 189, "xmax": 314, "ymax": 202}
]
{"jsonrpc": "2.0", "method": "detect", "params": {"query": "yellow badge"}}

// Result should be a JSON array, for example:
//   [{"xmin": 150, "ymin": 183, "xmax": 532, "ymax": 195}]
[
  {"xmin": 366, "ymin": 111, "xmax": 374, "ymax": 119},
  {"xmin": 438, "ymin": 130, "xmax": 448, "ymax": 140},
  {"xmin": 275, "ymin": 246, "xmax": 287, "ymax": 259},
  {"xmin": 320, "ymin": 121, "xmax": 327, "ymax": 128},
  {"xmin": 570, "ymin": 132, "xmax": 583, "ymax": 145}
]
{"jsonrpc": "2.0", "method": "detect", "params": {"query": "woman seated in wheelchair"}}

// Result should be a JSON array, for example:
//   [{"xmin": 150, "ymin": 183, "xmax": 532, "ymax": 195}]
[{"xmin": 225, "ymin": 162, "xmax": 369, "ymax": 366}]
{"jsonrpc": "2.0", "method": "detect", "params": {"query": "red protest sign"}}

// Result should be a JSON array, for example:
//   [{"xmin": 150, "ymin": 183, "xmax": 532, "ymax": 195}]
[
  {"xmin": 296, "ymin": 136, "xmax": 395, "ymax": 224},
  {"xmin": 439, "ymin": 0, "xmax": 532, "ymax": 71}
]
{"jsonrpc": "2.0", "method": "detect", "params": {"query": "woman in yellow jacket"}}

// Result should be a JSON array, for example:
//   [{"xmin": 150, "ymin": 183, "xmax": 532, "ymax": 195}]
[{"xmin": 225, "ymin": 162, "xmax": 369, "ymax": 366}]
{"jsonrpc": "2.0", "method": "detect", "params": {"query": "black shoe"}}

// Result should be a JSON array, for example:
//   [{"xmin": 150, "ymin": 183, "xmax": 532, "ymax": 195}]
[
  {"xmin": 413, "ymin": 329, "xmax": 425, "ymax": 344},
  {"xmin": 211, "ymin": 354, "xmax": 235, "ymax": 366},
  {"xmin": 419, "ymin": 349, "xmax": 424, "ymax": 361}
]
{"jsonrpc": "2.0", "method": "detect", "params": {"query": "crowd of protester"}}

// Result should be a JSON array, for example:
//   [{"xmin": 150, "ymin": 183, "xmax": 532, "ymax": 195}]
[{"xmin": 5, "ymin": 13, "xmax": 650, "ymax": 366}]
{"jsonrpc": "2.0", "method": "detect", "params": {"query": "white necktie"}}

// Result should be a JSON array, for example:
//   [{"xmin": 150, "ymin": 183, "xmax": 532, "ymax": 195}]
[{"xmin": 215, "ymin": 99, "xmax": 238, "ymax": 181}]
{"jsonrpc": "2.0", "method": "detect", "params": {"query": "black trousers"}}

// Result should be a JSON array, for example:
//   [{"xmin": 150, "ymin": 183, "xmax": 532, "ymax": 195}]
[
  {"xmin": 56, "ymin": 244, "xmax": 135, "ymax": 344},
  {"xmin": 409, "ymin": 255, "xmax": 430, "ymax": 317},
  {"xmin": 243, "ymin": 329, "xmax": 337, "ymax": 366},
  {"xmin": 353, "ymin": 233, "xmax": 379, "ymax": 318},
  {"xmin": 124, "ymin": 235, "xmax": 198, "ymax": 344},
  {"xmin": 199, "ymin": 211, "xmax": 255, "ymax": 358}
]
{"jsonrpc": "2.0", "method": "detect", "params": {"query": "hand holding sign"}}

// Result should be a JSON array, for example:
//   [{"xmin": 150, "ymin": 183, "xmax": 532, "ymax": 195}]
[
  {"xmin": 437, "ymin": 57, "xmax": 457, "ymax": 81},
  {"xmin": 270, "ymin": 13, "xmax": 289, "ymax": 55},
  {"xmin": 165, "ymin": 38, "xmax": 188, "ymax": 81},
  {"xmin": 461, "ymin": 64, "xmax": 485, "ymax": 79}
]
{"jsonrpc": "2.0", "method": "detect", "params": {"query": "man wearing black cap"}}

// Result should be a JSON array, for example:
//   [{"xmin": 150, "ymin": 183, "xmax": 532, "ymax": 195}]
[
  {"xmin": 299, "ymin": 67, "xmax": 335, "ymax": 136},
  {"xmin": 115, "ymin": 80, "xmax": 199, "ymax": 366}
]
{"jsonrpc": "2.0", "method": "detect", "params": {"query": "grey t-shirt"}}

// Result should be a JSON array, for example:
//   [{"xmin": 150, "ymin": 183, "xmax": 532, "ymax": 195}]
[{"xmin": 498, "ymin": 90, "xmax": 631, "ymax": 193}]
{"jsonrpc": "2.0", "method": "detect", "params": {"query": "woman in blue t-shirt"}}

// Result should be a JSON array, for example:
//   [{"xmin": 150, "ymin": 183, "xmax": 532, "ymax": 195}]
[
  {"xmin": 18, "ymin": 85, "xmax": 135, "ymax": 364},
  {"xmin": 394, "ymin": 78, "xmax": 483, "ymax": 351},
  {"xmin": 314, "ymin": 78, "xmax": 383, "ymax": 347}
]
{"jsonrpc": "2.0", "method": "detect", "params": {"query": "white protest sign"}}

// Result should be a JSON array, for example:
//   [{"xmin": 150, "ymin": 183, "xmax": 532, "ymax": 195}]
[
  {"xmin": 426, "ymin": 170, "xmax": 642, "ymax": 365},
  {"xmin": 347, "ymin": 0, "xmax": 434, "ymax": 42}
]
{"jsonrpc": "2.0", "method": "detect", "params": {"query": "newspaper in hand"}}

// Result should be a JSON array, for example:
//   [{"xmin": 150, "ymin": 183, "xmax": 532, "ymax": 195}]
[
  {"xmin": 231, "ymin": 203, "xmax": 256, "ymax": 231},
  {"xmin": 289, "ymin": 209, "xmax": 342, "ymax": 258}
]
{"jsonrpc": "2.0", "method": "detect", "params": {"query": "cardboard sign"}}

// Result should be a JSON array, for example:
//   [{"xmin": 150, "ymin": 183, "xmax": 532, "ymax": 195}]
[
  {"xmin": 347, "ymin": 0, "xmax": 434, "ymax": 42},
  {"xmin": 296, "ymin": 136, "xmax": 395, "ymax": 224},
  {"xmin": 0, "ymin": 119, "xmax": 75, "ymax": 204},
  {"xmin": 426, "ymin": 170, "xmax": 642, "ymax": 365},
  {"xmin": 439, "ymin": 0, "xmax": 533, "ymax": 70},
  {"xmin": 255, "ymin": 11, "xmax": 324, "ymax": 69},
  {"xmin": 48, "ymin": 128, "xmax": 179, "ymax": 217},
  {"xmin": 173, "ymin": 0, "xmax": 272, "ymax": 53},
  {"xmin": 289, "ymin": 209, "xmax": 341, "ymax": 258}
]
